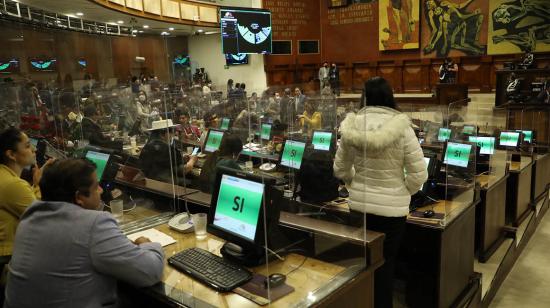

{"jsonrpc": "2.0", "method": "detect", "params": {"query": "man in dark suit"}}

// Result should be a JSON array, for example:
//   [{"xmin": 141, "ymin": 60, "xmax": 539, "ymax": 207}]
[
  {"xmin": 80, "ymin": 105, "xmax": 117, "ymax": 149},
  {"xmin": 279, "ymin": 88, "xmax": 294, "ymax": 125},
  {"xmin": 293, "ymin": 87, "xmax": 307, "ymax": 115}
]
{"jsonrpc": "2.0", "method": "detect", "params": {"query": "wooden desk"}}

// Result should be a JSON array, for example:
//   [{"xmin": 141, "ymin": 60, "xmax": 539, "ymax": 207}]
[
  {"xmin": 507, "ymin": 158, "xmax": 533, "ymax": 226},
  {"xmin": 532, "ymin": 154, "xmax": 550, "ymax": 203},
  {"xmin": 115, "ymin": 172, "xmax": 199, "ymax": 199},
  {"xmin": 402, "ymin": 194, "xmax": 478, "ymax": 308},
  {"xmin": 476, "ymin": 173, "xmax": 509, "ymax": 262}
]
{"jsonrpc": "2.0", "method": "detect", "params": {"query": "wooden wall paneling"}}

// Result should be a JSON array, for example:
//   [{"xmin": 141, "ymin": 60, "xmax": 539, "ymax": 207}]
[
  {"xmin": 377, "ymin": 61, "xmax": 401, "ymax": 93},
  {"xmin": 479, "ymin": 56, "xmax": 493, "ymax": 93},
  {"xmin": 458, "ymin": 57, "xmax": 483, "ymax": 91},
  {"xmin": 402, "ymin": 60, "xmax": 423, "ymax": 92}
]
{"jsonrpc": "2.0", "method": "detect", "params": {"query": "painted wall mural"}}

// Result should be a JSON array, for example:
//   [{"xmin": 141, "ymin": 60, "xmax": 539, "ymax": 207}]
[
  {"xmin": 422, "ymin": 0, "xmax": 485, "ymax": 57},
  {"xmin": 379, "ymin": 0, "xmax": 420, "ymax": 50},
  {"xmin": 488, "ymin": 0, "xmax": 550, "ymax": 55}
]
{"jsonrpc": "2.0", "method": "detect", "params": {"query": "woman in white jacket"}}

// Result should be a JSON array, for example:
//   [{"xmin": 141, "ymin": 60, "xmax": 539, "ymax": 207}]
[{"xmin": 334, "ymin": 77, "xmax": 427, "ymax": 308}]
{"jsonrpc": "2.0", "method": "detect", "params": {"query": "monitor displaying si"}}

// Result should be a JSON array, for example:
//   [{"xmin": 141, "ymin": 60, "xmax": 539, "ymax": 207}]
[
  {"xmin": 443, "ymin": 142, "xmax": 472, "ymax": 168},
  {"xmin": 219, "ymin": 118, "xmax": 231, "ymax": 131},
  {"xmin": 280, "ymin": 140, "xmax": 306, "ymax": 170},
  {"xmin": 260, "ymin": 123, "xmax": 272, "ymax": 140},
  {"xmin": 311, "ymin": 130, "xmax": 333, "ymax": 151},
  {"xmin": 462, "ymin": 125, "xmax": 476, "ymax": 135},
  {"xmin": 438, "ymin": 128, "xmax": 451, "ymax": 142},
  {"xmin": 516, "ymin": 130, "xmax": 533, "ymax": 143},
  {"xmin": 85, "ymin": 151, "xmax": 111, "ymax": 182},
  {"xmin": 220, "ymin": 7, "xmax": 272, "ymax": 54},
  {"xmin": 468, "ymin": 136, "xmax": 495, "ymax": 155},
  {"xmin": 225, "ymin": 53, "xmax": 249, "ymax": 65},
  {"xmin": 499, "ymin": 132, "xmax": 520, "ymax": 147},
  {"xmin": 212, "ymin": 174, "xmax": 264, "ymax": 241},
  {"xmin": 204, "ymin": 129, "xmax": 225, "ymax": 154}
]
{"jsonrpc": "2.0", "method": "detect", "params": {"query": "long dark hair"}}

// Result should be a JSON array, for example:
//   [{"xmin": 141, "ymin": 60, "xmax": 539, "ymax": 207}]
[{"xmin": 360, "ymin": 77, "xmax": 397, "ymax": 110}]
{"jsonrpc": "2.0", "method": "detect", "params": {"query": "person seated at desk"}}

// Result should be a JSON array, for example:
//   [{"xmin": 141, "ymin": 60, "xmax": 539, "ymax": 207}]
[
  {"xmin": 81, "ymin": 105, "xmax": 118, "ymax": 149},
  {"xmin": 199, "ymin": 134, "xmax": 243, "ymax": 193},
  {"xmin": 3, "ymin": 159, "xmax": 164, "ymax": 308},
  {"xmin": 175, "ymin": 108, "xmax": 201, "ymax": 141},
  {"xmin": 298, "ymin": 100, "xmax": 322, "ymax": 136},
  {"xmin": 333, "ymin": 77, "xmax": 427, "ymax": 308},
  {"xmin": 0, "ymin": 128, "xmax": 52, "ymax": 267},
  {"xmin": 140, "ymin": 120, "xmax": 198, "ymax": 184}
]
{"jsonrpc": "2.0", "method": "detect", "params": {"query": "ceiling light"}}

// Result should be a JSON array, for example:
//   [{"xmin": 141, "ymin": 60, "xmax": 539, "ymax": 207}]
[
  {"xmin": 161, "ymin": 31, "xmax": 170, "ymax": 36},
  {"xmin": 138, "ymin": 30, "xmax": 144, "ymax": 33},
  {"xmin": 143, "ymin": 25, "xmax": 149, "ymax": 29},
  {"xmin": 132, "ymin": 29, "xmax": 138, "ymax": 33},
  {"xmin": 76, "ymin": 12, "xmax": 83, "ymax": 16},
  {"xmin": 197, "ymin": 29, "xmax": 204, "ymax": 33},
  {"xmin": 169, "ymin": 27, "xmax": 174, "ymax": 31},
  {"xmin": 117, "ymin": 20, "xmax": 124, "ymax": 24}
]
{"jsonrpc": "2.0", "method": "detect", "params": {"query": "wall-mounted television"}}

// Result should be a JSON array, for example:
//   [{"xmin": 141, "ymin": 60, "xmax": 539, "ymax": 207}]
[
  {"xmin": 78, "ymin": 59, "xmax": 87, "ymax": 68},
  {"xmin": 173, "ymin": 55, "xmax": 190, "ymax": 67},
  {"xmin": 220, "ymin": 7, "xmax": 272, "ymax": 54},
  {"xmin": 29, "ymin": 58, "xmax": 57, "ymax": 72},
  {"xmin": 225, "ymin": 53, "xmax": 249, "ymax": 65},
  {"xmin": 0, "ymin": 58, "xmax": 20, "ymax": 73}
]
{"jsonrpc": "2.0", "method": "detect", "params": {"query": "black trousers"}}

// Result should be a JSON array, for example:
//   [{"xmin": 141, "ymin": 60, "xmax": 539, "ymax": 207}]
[{"xmin": 366, "ymin": 214, "xmax": 407, "ymax": 308}]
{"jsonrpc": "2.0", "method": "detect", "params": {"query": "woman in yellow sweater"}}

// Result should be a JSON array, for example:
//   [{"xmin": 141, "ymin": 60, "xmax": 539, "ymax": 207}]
[
  {"xmin": 0, "ymin": 128, "xmax": 51, "ymax": 258},
  {"xmin": 299, "ymin": 100, "xmax": 322, "ymax": 137}
]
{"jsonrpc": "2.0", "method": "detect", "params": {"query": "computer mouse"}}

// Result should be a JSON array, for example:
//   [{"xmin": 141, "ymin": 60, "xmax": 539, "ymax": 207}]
[
  {"xmin": 264, "ymin": 273, "xmax": 286, "ymax": 288},
  {"xmin": 423, "ymin": 210, "xmax": 435, "ymax": 218}
]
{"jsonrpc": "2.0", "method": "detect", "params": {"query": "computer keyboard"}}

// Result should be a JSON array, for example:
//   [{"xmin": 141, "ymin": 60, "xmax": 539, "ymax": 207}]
[{"xmin": 168, "ymin": 247, "xmax": 252, "ymax": 292}]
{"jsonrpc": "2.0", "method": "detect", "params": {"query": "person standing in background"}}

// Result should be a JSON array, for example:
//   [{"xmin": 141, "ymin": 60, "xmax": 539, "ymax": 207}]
[
  {"xmin": 318, "ymin": 62, "xmax": 330, "ymax": 91},
  {"xmin": 329, "ymin": 63, "xmax": 340, "ymax": 96}
]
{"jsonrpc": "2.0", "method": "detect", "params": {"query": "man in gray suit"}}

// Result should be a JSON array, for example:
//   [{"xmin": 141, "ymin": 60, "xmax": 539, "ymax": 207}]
[
  {"xmin": 4, "ymin": 159, "xmax": 164, "ymax": 308},
  {"xmin": 318, "ymin": 62, "xmax": 330, "ymax": 91}
]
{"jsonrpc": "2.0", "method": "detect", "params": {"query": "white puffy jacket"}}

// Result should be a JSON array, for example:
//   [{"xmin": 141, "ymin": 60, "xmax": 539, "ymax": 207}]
[{"xmin": 334, "ymin": 107, "xmax": 428, "ymax": 217}]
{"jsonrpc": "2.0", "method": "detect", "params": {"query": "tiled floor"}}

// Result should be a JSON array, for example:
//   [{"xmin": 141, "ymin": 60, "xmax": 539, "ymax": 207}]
[{"xmin": 490, "ymin": 198, "xmax": 550, "ymax": 307}]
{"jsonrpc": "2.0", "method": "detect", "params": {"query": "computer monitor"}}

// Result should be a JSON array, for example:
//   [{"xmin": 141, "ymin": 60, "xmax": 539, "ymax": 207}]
[
  {"xmin": 462, "ymin": 125, "xmax": 477, "ymax": 135},
  {"xmin": 207, "ymin": 167, "xmax": 279, "ymax": 266},
  {"xmin": 499, "ymin": 131, "xmax": 520, "ymax": 148},
  {"xmin": 220, "ymin": 7, "xmax": 272, "ymax": 54},
  {"xmin": 311, "ymin": 130, "xmax": 334, "ymax": 152},
  {"xmin": 260, "ymin": 123, "xmax": 272, "ymax": 141},
  {"xmin": 516, "ymin": 130, "xmax": 533, "ymax": 143},
  {"xmin": 203, "ymin": 129, "xmax": 225, "ymax": 154},
  {"xmin": 85, "ymin": 150, "xmax": 111, "ymax": 182},
  {"xmin": 443, "ymin": 142, "xmax": 472, "ymax": 168},
  {"xmin": 438, "ymin": 128, "xmax": 451, "ymax": 142},
  {"xmin": 280, "ymin": 140, "xmax": 306, "ymax": 170},
  {"xmin": 468, "ymin": 136, "xmax": 495, "ymax": 155},
  {"xmin": 219, "ymin": 118, "xmax": 231, "ymax": 131}
]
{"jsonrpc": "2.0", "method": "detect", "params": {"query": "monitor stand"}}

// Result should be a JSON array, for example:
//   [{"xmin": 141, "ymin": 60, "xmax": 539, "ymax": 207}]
[{"xmin": 220, "ymin": 242, "xmax": 268, "ymax": 267}]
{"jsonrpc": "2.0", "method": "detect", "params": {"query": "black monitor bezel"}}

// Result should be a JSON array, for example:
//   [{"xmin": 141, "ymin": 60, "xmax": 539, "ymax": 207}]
[
  {"xmin": 207, "ymin": 166, "xmax": 276, "ymax": 248},
  {"xmin": 202, "ymin": 129, "xmax": 225, "ymax": 154}
]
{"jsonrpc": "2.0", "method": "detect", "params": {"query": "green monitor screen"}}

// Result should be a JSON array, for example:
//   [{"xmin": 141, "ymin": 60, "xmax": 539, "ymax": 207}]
[
  {"xmin": 85, "ymin": 151, "xmax": 110, "ymax": 181},
  {"xmin": 468, "ymin": 136, "xmax": 495, "ymax": 155},
  {"xmin": 444, "ymin": 142, "xmax": 472, "ymax": 168},
  {"xmin": 516, "ymin": 130, "xmax": 532, "ymax": 143},
  {"xmin": 220, "ymin": 118, "xmax": 231, "ymax": 130},
  {"xmin": 205, "ymin": 130, "xmax": 224, "ymax": 153},
  {"xmin": 29, "ymin": 138, "xmax": 38, "ymax": 147},
  {"xmin": 312, "ymin": 131, "xmax": 333, "ymax": 151},
  {"xmin": 260, "ymin": 123, "xmax": 272, "ymax": 140},
  {"xmin": 438, "ymin": 128, "xmax": 451, "ymax": 142},
  {"xmin": 281, "ymin": 140, "xmax": 306, "ymax": 170},
  {"xmin": 213, "ymin": 174, "xmax": 264, "ymax": 241},
  {"xmin": 463, "ymin": 125, "xmax": 476, "ymax": 135},
  {"xmin": 499, "ymin": 132, "xmax": 520, "ymax": 147}
]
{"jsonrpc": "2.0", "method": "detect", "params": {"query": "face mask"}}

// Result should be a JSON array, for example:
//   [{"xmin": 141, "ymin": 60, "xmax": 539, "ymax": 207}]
[{"xmin": 139, "ymin": 95, "xmax": 146, "ymax": 102}]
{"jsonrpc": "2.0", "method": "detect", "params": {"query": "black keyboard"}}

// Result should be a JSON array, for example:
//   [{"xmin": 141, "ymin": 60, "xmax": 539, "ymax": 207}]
[{"xmin": 168, "ymin": 247, "xmax": 252, "ymax": 292}]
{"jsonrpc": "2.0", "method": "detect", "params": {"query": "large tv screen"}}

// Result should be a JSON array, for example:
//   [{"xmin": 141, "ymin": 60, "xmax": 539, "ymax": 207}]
[
  {"xmin": 225, "ymin": 53, "xmax": 249, "ymax": 65},
  {"xmin": 0, "ymin": 58, "xmax": 20, "ymax": 74},
  {"xmin": 30, "ymin": 58, "xmax": 57, "ymax": 72},
  {"xmin": 220, "ymin": 7, "xmax": 272, "ymax": 54}
]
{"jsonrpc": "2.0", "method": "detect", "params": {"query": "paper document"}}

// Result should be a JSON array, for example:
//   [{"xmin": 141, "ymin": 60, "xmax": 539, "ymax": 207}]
[{"xmin": 128, "ymin": 228, "xmax": 176, "ymax": 247}]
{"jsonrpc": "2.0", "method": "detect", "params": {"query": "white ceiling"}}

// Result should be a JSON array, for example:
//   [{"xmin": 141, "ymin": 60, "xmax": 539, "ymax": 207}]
[{"xmin": 16, "ymin": 0, "xmax": 219, "ymax": 35}]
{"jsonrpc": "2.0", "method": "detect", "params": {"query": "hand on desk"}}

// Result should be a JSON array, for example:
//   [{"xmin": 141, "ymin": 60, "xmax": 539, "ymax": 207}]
[{"xmin": 133, "ymin": 236, "xmax": 152, "ymax": 245}]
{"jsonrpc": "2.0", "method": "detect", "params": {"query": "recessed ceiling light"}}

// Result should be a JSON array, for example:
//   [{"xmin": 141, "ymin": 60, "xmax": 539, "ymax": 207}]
[
  {"xmin": 76, "ymin": 12, "xmax": 83, "ymax": 16},
  {"xmin": 143, "ymin": 25, "xmax": 149, "ymax": 29},
  {"xmin": 197, "ymin": 29, "xmax": 204, "ymax": 33},
  {"xmin": 117, "ymin": 20, "xmax": 124, "ymax": 24},
  {"xmin": 161, "ymin": 31, "xmax": 170, "ymax": 36},
  {"xmin": 169, "ymin": 27, "xmax": 174, "ymax": 31},
  {"xmin": 138, "ymin": 30, "xmax": 144, "ymax": 33}
]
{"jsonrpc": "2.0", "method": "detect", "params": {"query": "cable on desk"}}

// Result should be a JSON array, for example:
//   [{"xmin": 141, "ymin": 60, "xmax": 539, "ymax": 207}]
[{"xmin": 285, "ymin": 255, "xmax": 308, "ymax": 277}]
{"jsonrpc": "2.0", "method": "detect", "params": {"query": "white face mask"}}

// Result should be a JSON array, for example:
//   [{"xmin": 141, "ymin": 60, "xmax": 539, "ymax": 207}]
[{"xmin": 139, "ymin": 95, "xmax": 146, "ymax": 102}]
